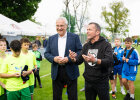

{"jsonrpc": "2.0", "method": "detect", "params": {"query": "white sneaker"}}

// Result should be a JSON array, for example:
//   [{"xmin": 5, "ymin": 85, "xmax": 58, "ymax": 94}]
[
  {"xmin": 121, "ymin": 89, "xmax": 126, "ymax": 95},
  {"xmin": 109, "ymin": 90, "xmax": 112, "ymax": 94},
  {"xmin": 110, "ymin": 90, "xmax": 117, "ymax": 94},
  {"xmin": 115, "ymin": 88, "xmax": 117, "ymax": 92},
  {"xmin": 80, "ymin": 87, "xmax": 85, "ymax": 92}
]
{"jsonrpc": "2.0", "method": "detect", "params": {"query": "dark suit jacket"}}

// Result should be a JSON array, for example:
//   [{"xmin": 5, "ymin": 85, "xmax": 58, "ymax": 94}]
[{"xmin": 44, "ymin": 32, "xmax": 82, "ymax": 80}]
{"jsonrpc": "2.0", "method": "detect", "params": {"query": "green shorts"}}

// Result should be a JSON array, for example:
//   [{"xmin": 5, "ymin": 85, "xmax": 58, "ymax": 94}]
[
  {"xmin": 29, "ymin": 85, "xmax": 34, "ymax": 95},
  {"xmin": 0, "ymin": 94, "xmax": 7, "ymax": 100},
  {"xmin": 7, "ymin": 87, "xmax": 31, "ymax": 100}
]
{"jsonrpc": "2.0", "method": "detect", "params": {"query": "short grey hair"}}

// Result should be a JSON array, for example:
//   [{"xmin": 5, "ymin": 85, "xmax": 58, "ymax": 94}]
[
  {"xmin": 88, "ymin": 22, "xmax": 101, "ymax": 32},
  {"xmin": 56, "ymin": 17, "xmax": 68, "ymax": 25}
]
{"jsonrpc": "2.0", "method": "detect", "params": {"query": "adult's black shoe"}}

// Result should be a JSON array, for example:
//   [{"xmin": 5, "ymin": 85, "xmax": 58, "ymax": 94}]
[
  {"xmin": 129, "ymin": 97, "xmax": 135, "ymax": 100},
  {"xmin": 124, "ymin": 93, "xmax": 130, "ymax": 100},
  {"xmin": 39, "ymin": 84, "xmax": 42, "ymax": 88}
]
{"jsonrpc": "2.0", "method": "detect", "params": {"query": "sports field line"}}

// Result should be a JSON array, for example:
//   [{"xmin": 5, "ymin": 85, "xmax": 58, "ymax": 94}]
[{"xmin": 40, "ymin": 73, "xmax": 51, "ymax": 78}]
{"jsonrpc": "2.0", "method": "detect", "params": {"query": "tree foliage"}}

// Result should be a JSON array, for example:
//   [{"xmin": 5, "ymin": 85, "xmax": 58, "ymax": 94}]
[
  {"xmin": 101, "ymin": 1, "xmax": 130, "ymax": 38},
  {"xmin": 62, "ymin": 0, "xmax": 76, "ymax": 33},
  {"xmin": 0, "ymin": 0, "xmax": 41, "ymax": 22},
  {"xmin": 62, "ymin": 11, "xmax": 76, "ymax": 33},
  {"xmin": 100, "ymin": 32, "xmax": 107, "ymax": 38}
]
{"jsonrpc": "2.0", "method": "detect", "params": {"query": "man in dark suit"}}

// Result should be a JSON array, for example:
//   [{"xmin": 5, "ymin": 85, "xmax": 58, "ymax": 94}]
[{"xmin": 44, "ymin": 17, "xmax": 82, "ymax": 100}]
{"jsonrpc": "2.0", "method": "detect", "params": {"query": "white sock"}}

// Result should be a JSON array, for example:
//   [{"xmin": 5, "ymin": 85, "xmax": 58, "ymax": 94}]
[
  {"xmin": 130, "ymin": 94, "xmax": 134, "ymax": 99},
  {"xmin": 115, "ymin": 87, "xmax": 117, "ymax": 91},
  {"xmin": 127, "ymin": 90, "xmax": 130, "ymax": 94},
  {"xmin": 121, "ymin": 86, "xmax": 124, "ymax": 91}
]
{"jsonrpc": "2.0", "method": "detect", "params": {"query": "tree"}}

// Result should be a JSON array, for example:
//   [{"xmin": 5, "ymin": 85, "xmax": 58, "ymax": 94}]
[
  {"xmin": 63, "ymin": 0, "xmax": 71, "ymax": 14},
  {"xmin": 0, "ymin": 0, "xmax": 41, "ymax": 22},
  {"xmin": 72, "ymin": 0, "xmax": 89, "ymax": 35},
  {"xmin": 63, "ymin": 0, "xmax": 76, "ymax": 32},
  {"xmin": 100, "ymin": 32, "xmax": 107, "ymax": 38},
  {"xmin": 30, "ymin": 17, "xmax": 42, "ymax": 25},
  {"xmin": 62, "ymin": 11, "xmax": 76, "ymax": 33},
  {"xmin": 63, "ymin": 0, "xmax": 89, "ymax": 36},
  {"xmin": 101, "ymin": 1, "xmax": 130, "ymax": 40}
]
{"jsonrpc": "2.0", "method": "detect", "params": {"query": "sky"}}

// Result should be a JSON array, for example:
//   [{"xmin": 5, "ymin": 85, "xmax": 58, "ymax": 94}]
[{"xmin": 34, "ymin": 0, "xmax": 140, "ymax": 36}]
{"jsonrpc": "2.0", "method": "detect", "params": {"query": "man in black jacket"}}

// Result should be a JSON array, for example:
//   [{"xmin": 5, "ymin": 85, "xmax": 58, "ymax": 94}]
[{"xmin": 69, "ymin": 22, "xmax": 113, "ymax": 100}]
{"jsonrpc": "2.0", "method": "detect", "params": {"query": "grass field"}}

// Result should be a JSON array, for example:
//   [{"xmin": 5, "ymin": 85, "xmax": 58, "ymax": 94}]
[{"xmin": 34, "ymin": 45, "xmax": 140, "ymax": 100}]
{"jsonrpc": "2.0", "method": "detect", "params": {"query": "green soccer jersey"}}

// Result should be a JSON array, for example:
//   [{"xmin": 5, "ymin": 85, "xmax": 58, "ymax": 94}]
[
  {"xmin": 33, "ymin": 51, "xmax": 41, "ymax": 68},
  {"xmin": 0, "ymin": 54, "xmax": 8, "ymax": 96},
  {"xmin": 21, "ymin": 51, "xmax": 37, "ymax": 86},
  {"xmin": 0, "ymin": 55, "xmax": 29, "ymax": 91}
]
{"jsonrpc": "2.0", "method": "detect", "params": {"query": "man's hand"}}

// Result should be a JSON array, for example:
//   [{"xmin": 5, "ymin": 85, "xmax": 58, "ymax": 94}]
[
  {"xmin": 54, "ymin": 56, "xmax": 69, "ymax": 64},
  {"xmin": 54, "ymin": 56, "xmax": 63, "ymax": 63},
  {"xmin": 13, "ymin": 73, "xmax": 20, "ymax": 78},
  {"xmin": 69, "ymin": 50, "xmax": 77, "ymax": 62},
  {"xmin": 60, "ymin": 57, "xmax": 68, "ymax": 64},
  {"xmin": 82, "ymin": 53, "xmax": 96, "ymax": 63}
]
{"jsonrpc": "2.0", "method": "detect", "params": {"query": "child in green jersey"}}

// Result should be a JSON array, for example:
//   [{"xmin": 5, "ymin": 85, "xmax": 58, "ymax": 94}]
[
  {"xmin": 20, "ymin": 38, "xmax": 37, "ymax": 100},
  {"xmin": 0, "ymin": 39, "xmax": 7, "ymax": 100},
  {"xmin": 32, "ymin": 43, "xmax": 42, "ymax": 88},
  {"xmin": 0, "ymin": 40, "xmax": 32, "ymax": 100}
]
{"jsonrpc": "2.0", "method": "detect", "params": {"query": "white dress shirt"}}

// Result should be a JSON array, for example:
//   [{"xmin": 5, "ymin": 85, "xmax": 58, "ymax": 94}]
[{"xmin": 58, "ymin": 32, "xmax": 67, "ymax": 58}]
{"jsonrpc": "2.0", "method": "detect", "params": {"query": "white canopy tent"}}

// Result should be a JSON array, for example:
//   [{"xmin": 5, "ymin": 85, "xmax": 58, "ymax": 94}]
[
  {"xmin": 0, "ymin": 14, "xmax": 45, "ymax": 36},
  {"xmin": 0, "ymin": 14, "xmax": 22, "ymax": 36},
  {"xmin": 44, "ymin": 24, "xmax": 57, "ymax": 36},
  {"xmin": 19, "ymin": 20, "xmax": 45, "ymax": 36}
]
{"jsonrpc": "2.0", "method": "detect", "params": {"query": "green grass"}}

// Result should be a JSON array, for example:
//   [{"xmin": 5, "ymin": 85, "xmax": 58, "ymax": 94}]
[{"xmin": 34, "ymin": 46, "xmax": 140, "ymax": 100}]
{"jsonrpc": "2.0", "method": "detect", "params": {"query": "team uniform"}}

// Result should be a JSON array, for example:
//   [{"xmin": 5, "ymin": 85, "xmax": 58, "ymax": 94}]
[
  {"xmin": 113, "ymin": 46, "xmax": 123, "ymax": 75},
  {"xmin": 0, "ymin": 55, "xmax": 31, "ymax": 100},
  {"xmin": 21, "ymin": 51, "xmax": 37, "ymax": 95},
  {"xmin": 32, "ymin": 50, "xmax": 42, "ymax": 87},
  {"xmin": 0, "ymin": 54, "xmax": 8, "ymax": 100},
  {"xmin": 121, "ymin": 48, "xmax": 139, "ymax": 81}
]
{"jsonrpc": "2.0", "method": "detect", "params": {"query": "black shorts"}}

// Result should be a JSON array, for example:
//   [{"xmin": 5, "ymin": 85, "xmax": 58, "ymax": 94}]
[{"xmin": 109, "ymin": 70, "xmax": 114, "ymax": 80}]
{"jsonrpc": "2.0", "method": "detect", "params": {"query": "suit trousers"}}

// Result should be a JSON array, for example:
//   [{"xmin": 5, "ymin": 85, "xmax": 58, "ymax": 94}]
[{"xmin": 52, "ymin": 65, "xmax": 78, "ymax": 100}]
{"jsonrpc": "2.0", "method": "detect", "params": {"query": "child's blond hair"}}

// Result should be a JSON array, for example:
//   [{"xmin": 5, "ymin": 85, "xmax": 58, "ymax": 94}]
[
  {"xmin": 32, "ymin": 43, "xmax": 38, "ymax": 49},
  {"xmin": 115, "ymin": 38, "xmax": 121, "ymax": 41}
]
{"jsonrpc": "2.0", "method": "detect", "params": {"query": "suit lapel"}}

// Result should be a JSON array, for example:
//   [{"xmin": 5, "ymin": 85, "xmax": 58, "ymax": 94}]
[{"xmin": 55, "ymin": 34, "xmax": 59, "ymax": 56}]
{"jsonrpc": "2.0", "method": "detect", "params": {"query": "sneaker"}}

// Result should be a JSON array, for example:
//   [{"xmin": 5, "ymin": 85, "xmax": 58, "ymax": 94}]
[
  {"xmin": 124, "ymin": 93, "xmax": 130, "ymax": 100},
  {"xmin": 110, "ymin": 90, "xmax": 117, "ymax": 94},
  {"xmin": 112, "ymin": 94, "xmax": 116, "ymax": 99},
  {"xmin": 121, "ymin": 89, "xmax": 126, "ymax": 95},
  {"xmin": 109, "ymin": 90, "xmax": 112, "ymax": 94},
  {"xmin": 129, "ymin": 97, "xmax": 135, "ymax": 100},
  {"xmin": 80, "ymin": 87, "xmax": 85, "ymax": 92}
]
